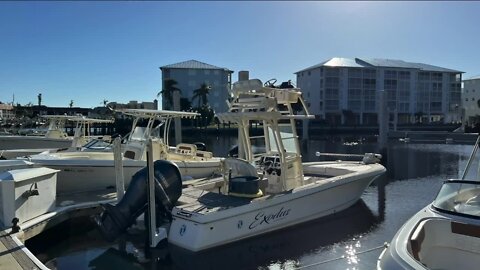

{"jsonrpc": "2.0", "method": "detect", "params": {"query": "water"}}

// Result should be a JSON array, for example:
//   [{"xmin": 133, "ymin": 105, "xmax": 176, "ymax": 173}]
[{"xmin": 26, "ymin": 136, "xmax": 475, "ymax": 270}]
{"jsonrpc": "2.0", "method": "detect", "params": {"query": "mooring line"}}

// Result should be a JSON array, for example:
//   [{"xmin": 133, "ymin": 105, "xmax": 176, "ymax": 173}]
[{"xmin": 295, "ymin": 243, "xmax": 388, "ymax": 269}]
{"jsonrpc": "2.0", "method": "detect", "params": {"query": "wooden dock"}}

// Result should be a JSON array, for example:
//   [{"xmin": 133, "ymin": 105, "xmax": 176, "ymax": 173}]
[
  {"xmin": 0, "ymin": 190, "xmax": 117, "ymax": 270},
  {"xmin": 0, "ymin": 230, "xmax": 37, "ymax": 270}
]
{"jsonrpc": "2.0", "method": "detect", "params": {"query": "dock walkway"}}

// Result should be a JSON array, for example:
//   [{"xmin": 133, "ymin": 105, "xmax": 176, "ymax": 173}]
[{"xmin": 0, "ymin": 190, "xmax": 117, "ymax": 270}]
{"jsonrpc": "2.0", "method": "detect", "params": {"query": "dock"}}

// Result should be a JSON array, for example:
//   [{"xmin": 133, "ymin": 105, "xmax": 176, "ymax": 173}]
[
  {"xmin": 0, "ymin": 190, "xmax": 117, "ymax": 270},
  {"xmin": 388, "ymin": 131, "xmax": 478, "ymax": 144}
]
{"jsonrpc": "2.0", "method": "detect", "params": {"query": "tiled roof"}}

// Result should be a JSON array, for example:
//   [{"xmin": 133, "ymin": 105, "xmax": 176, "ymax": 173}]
[
  {"xmin": 295, "ymin": 57, "xmax": 462, "ymax": 73},
  {"xmin": 160, "ymin": 60, "xmax": 232, "ymax": 72}
]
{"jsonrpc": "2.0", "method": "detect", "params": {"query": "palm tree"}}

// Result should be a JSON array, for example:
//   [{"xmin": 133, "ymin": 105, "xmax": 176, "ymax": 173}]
[
  {"xmin": 157, "ymin": 79, "xmax": 180, "ymax": 109},
  {"xmin": 69, "ymin": 100, "xmax": 74, "ymax": 108},
  {"xmin": 102, "ymin": 99, "xmax": 108, "ymax": 107},
  {"xmin": 192, "ymin": 83, "xmax": 211, "ymax": 108}
]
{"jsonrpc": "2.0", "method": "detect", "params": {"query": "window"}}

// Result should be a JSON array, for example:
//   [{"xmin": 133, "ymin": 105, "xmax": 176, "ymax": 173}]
[
  {"xmin": 432, "ymin": 73, "xmax": 443, "ymax": 81},
  {"xmin": 384, "ymin": 70, "xmax": 397, "ymax": 79},
  {"xmin": 399, "ymin": 71, "xmax": 410, "ymax": 80},
  {"xmin": 308, "ymin": 71, "xmax": 311, "ymax": 76}
]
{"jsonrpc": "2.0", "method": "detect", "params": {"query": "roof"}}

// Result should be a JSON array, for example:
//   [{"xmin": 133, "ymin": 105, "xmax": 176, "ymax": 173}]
[
  {"xmin": 160, "ymin": 60, "xmax": 233, "ymax": 72},
  {"xmin": 295, "ymin": 57, "xmax": 463, "ymax": 74},
  {"xmin": 464, "ymin": 75, "xmax": 480, "ymax": 81}
]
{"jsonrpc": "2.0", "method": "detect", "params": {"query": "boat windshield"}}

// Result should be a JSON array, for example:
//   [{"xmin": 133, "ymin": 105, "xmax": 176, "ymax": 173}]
[
  {"xmin": 432, "ymin": 180, "xmax": 480, "ymax": 218},
  {"xmin": 130, "ymin": 126, "xmax": 160, "ymax": 141},
  {"xmin": 267, "ymin": 124, "xmax": 298, "ymax": 154}
]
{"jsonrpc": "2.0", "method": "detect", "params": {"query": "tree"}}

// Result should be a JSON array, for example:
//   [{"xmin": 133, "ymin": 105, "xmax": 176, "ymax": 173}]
[
  {"xmin": 69, "ymin": 100, "xmax": 74, "ymax": 108},
  {"xmin": 196, "ymin": 104, "xmax": 214, "ymax": 127},
  {"xmin": 103, "ymin": 99, "xmax": 108, "ymax": 107},
  {"xmin": 180, "ymin": 97, "xmax": 192, "ymax": 111},
  {"xmin": 37, "ymin": 93, "xmax": 42, "ymax": 106},
  {"xmin": 192, "ymin": 83, "xmax": 211, "ymax": 108},
  {"xmin": 158, "ymin": 79, "xmax": 180, "ymax": 109}
]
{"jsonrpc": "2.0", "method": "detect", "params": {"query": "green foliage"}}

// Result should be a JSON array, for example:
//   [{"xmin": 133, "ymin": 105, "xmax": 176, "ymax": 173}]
[
  {"xmin": 192, "ymin": 83, "xmax": 211, "ymax": 108},
  {"xmin": 195, "ymin": 105, "xmax": 214, "ymax": 127},
  {"xmin": 158, "ymin": 79, "xmax": 181, "ymax": 109}
]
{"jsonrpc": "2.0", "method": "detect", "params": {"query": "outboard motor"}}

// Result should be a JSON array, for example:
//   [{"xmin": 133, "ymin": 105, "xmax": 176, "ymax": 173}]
[{"xmin": 94, "ymin": 160, "xmax": 182, "ymax": 242}]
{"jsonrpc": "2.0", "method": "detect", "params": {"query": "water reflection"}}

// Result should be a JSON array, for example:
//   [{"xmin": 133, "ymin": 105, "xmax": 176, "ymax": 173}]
[{"xmin": 38, "ymin": 199, "xmax": 379, "ymax": 270}]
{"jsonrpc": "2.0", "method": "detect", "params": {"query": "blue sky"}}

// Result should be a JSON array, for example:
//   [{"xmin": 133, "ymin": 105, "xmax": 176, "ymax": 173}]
[{"xmin": 1, "ymin": 1, "xmax": 479, "ymax": 108}]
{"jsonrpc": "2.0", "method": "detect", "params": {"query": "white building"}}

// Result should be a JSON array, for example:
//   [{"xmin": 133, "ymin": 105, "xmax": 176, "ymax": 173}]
[
  {"xmin": 462, "ymin": 75, "xmax": 480, "ymax": 126},
  {"xmin": 295, "ymin": 58, "xmax": 463, "ymax": 125},
  {"xmin": 107, "ymin": 100, "xmax": 158, "ymax": 110},
  {"xmin": 0, "ymin": 103, "xmax": 14, "ymax": 122}
]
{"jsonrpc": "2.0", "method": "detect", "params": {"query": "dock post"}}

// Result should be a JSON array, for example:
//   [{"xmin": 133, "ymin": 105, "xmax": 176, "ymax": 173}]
[
  {"xmin": 303, "ymin": 119, "xmax": 309, "ymax": 140},
  {"xmin": 147, "ymin": 138, "xmax": 157, "ymax": 248},
  {"xmin": 113, "ymin": 137, "xmax": 125, "ymax": 200},
  {"xmin": 378, "ymin": 90, "xmax": 388, "ymax": 151},
  {"xmin": 173, "ymin": 90, "xmax": 182, "ymax": 145}
]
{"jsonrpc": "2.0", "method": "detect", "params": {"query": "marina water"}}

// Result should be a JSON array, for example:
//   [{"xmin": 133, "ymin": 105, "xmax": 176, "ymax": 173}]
[{"xmin": 26, "ymin": 135, "xmax": 475, "ymax": 270}]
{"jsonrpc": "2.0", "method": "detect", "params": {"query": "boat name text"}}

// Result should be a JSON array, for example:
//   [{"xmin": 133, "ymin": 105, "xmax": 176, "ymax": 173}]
[{"xmin": 249, "ymin": 207, "xmax": 291, "ymax": 229}]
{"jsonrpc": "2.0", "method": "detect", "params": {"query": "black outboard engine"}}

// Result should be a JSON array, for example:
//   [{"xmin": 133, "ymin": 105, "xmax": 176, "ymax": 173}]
[{"xmin": 94, "ymin": 160, "xmax": 182, "ymax": 242}]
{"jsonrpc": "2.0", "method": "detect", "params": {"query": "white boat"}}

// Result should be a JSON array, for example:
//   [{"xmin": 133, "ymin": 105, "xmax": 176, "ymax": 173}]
[
  {"xmin": 160, "ymin": 79, "xmax": 386, "ymax": 251},
  {"xmin": 0, "ymin": 116, "xmax": 114, "ymax": 159},
  {"xmin": 378, "ymin": 137, "xmax": 480, "ymax": 270},
  {"xmin": 14, "ymin": 109, "xmax": 222, "ymax": 194},
  {"xmin": 0, "ymin": 115, "xmax": 75, "ymax": 150}
]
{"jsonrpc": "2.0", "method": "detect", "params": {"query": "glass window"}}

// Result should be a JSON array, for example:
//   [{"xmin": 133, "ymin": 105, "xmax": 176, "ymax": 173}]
[{"xmin": 433, "ymin": 181, "xmax": 480, "ymax": 218}]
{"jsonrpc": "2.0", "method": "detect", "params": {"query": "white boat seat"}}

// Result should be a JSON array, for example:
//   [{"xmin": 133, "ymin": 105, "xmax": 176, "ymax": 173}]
[{"xmin": 409, "ymin": 218, "xmax": 480, "ymax": 269}]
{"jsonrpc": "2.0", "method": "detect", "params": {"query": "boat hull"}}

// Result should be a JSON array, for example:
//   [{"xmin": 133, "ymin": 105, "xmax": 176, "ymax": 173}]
[
  {"xmin": 169, "ymin": 163, "xmax": 385, "ymax": 251},
  {"xmin": 29, "ymin": 158, "xmax": 221, "ymax": 194},
  {"xmin": 0, "ymin": 136, "xmax": 72, "ymax": 150}
]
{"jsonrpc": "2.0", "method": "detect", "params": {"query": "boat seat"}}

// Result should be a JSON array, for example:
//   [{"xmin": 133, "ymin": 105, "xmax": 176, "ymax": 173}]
[{"xmin": 409, "ymin": 218, "xmax": 480, "ymax": 269}]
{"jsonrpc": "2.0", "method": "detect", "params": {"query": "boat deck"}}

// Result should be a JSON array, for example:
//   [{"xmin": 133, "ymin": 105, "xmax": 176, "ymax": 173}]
[{"xmin": 178, "ymin": 188, "xmax": 253, "ymax": 214}]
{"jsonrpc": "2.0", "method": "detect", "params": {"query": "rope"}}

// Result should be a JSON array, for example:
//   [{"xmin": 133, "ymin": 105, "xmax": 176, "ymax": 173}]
[{"xmin": 295, "ymin": 243, "xmax": 388, "ymax": 269}]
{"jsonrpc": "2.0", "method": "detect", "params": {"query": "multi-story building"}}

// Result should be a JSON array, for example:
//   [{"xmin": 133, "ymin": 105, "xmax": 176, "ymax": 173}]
[
  {"xmin": 107, "ymin": 100, "xmax": 158, "ymax": 110},
  {"xmin": 160, "ymin": 60, "xmax": 233, "ymax": 113},
  {"xmin": 462, "ymin": 75, "xmax": 480, "ymax": 126},
  {"xmin": 295, "ymin": 58, "xmax": 463, "ymax": 125},
  {"xmin": 0, "ymin": 103, "xmax": 14, "ymax": 122}
]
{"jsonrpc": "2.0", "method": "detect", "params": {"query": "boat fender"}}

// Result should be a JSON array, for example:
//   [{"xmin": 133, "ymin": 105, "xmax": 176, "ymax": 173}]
[{"xmin": 94, "ymin": 160, "xmax": 182, "ymax": 242}]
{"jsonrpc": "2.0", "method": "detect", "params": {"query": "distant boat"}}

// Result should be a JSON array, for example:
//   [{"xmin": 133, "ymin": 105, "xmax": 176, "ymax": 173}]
[
  {"xmin": 0, "ymin": 116, "xmax": 113, "ymax": 159},
  {"xmin": 0, "ymin": 115, "xmax": 112, "ymax": 151},
  {"xmin": 12, "ymin": 109, "xmax": 222, "ymax": 194}
]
